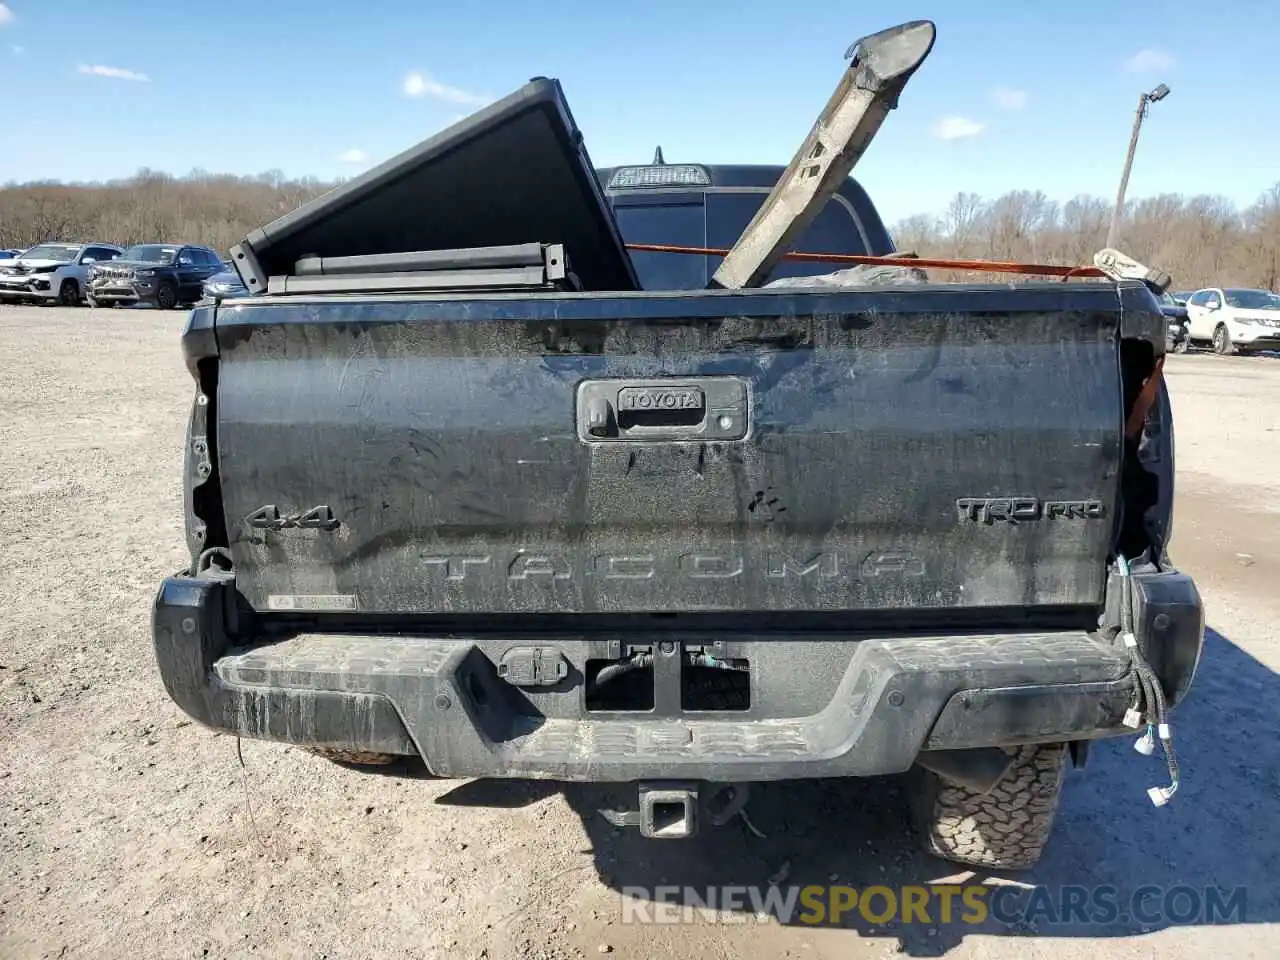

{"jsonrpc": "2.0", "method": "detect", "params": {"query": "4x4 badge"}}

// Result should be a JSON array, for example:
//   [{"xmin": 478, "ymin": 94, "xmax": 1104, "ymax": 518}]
[{"xmin": 245, "ymin": 504, "xmax": 339, "ymax": 531}]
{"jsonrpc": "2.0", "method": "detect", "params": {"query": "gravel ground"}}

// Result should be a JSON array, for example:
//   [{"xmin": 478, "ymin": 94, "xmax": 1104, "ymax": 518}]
[{"xmin": 1, "ymin": 307, "xmax": 1277, "ymax": 960}]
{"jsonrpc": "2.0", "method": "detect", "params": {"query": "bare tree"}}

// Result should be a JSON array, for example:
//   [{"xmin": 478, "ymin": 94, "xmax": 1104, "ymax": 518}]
[
  {"xmin": 940, "ymin": 192, "xmax": 984, "ymax": 258},
  {"xmin": 1242, "ymin": 185, "xmax": 1280, "ymax": 290},
  {"xmin": 892, "ymin": 214, "xmax": 938, "ymax": 255},
  {"xmin": 0, "ymin": 169, "xmax": 333, "ymax": 254}
]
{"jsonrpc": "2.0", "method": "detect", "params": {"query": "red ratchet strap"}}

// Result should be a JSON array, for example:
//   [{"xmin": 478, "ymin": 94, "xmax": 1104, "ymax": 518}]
[
  {"xmin": 1125, "ymin": 356, "xmax": 1166, "ymax": 440},
  {"xmin": 623, "ymin": 243, "xmax": 1108, "ymax": 281}
]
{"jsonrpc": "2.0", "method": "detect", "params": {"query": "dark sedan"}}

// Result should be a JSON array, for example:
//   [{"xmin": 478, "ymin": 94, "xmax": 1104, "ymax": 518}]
[{"xmin": 201, "ymin": 262, "xmax": 249, "ymax": 300}]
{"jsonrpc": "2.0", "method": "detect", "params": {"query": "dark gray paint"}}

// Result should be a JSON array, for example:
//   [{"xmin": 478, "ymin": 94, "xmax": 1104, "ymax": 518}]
[
  {"xmin": 206, "ymin": 282, "xmax": 1147, "ymax": 617},
  {"xmin": 235, "ymin": 79, "xmax": 638, "ymax": 293},
  {"xmin": 154, "ymin": 574, "xmax": 1151, "ymax": 781}
]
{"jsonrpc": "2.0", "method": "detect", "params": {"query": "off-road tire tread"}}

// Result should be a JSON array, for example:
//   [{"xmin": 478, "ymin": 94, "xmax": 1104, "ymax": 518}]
[
  {"xmin": 915, "ymin": 742, "xmax": 1067, "ymax": 870},
  {"xmin": 305, "ymin": 747, "xmax": 398, "ymax": 767}
]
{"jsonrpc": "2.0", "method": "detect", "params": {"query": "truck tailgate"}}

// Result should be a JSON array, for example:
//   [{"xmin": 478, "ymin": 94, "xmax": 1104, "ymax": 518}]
[{"xmin": 207, "ymin": 285, "xmax": 1127, "ymax": 616}]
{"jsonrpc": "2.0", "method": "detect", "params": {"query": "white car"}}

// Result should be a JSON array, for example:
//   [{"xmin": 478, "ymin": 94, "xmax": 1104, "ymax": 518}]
[
  {"xmin": 1183, "ymin": 287, "xmax": 1280, "ymax": 355},
  {"xmin": 0, "ymin": 241, "xmax": 123, "ymax": 306}
]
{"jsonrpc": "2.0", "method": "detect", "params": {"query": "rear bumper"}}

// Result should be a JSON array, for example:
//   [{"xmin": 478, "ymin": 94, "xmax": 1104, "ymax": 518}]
[{"xmin": 153, "ymin": 571, "xmax": 1204, "ymax": 781}]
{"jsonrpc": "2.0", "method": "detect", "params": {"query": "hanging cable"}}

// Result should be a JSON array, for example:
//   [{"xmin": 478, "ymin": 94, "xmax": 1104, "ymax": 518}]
[{"xmin": 1117, "ymin": 554, "xmax": 1180, "ymax": 805}]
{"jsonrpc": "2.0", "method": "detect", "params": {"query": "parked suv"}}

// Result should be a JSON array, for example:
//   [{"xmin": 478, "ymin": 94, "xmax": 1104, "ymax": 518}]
[
  {"xmin": 88, "ymin": 243, "xmax": 225, "ymax": 309},
  {"xmin": 1184, "ymin": 287, "xmax": 1280, "ymax": 354},
  {"xmin": 0, "ymin": 241, "xmax": 123, "ymax": 306}
]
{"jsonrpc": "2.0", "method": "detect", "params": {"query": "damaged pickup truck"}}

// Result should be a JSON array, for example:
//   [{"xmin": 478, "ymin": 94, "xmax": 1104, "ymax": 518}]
[{"xmin": 153, "ymin": 21, "xmax": 1203, "ymax": 870}]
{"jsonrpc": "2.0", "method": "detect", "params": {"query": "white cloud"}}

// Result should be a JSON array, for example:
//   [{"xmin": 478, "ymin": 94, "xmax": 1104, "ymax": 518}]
[
  {"xmin": 991, "ymin": 87, "xmax": 1027, "ymax": 110},
  {"xmin": 931, "ymin": 116, "xmax": 986, "ymax": 141},
  {"xmin": 337, "ymin": 148, "xmax": 367, "ymax": 165},
  {"xmin": 403, "ymin": 72, "xmax": 427, "ymax": 97},
  {"xmin": 402, "ymin": 70, "xmax": 490, "ymax": 106},
  {"xmin": 0, "ymin": 5, "xmax": 14, "ymax": 28},
  {"xmin": 78, "ymin": 64, "xmax": 150, "ymax": 82},
  {"xmin": 1125, "ymin": 48, "xmax": 1175, "ymax": 73}
]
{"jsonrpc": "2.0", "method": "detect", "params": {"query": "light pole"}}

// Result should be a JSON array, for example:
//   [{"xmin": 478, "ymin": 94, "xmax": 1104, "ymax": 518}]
[{"xmin": 1107, "ymin": 83, "xmax": 1170, "ymax": 249}]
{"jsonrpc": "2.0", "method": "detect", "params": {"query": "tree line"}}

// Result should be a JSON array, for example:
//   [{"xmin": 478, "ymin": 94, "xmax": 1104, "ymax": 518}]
[
  {"xmin": 891, "ymin": 184, "xmax": 1280, "ymax": 291},
  {"xmin": 0, "ymin": 169, "xmax": 333, "ymax": 258},
  {"xmin": 1, "ymin": 169, "xmax": 1277, "ymax": 291}
]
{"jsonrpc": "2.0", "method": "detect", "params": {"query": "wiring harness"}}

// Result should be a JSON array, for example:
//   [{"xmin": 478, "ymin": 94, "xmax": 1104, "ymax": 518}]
[{"xmin": 1117, "ymin": 554, "xmax": 1181, "ymax": 806}]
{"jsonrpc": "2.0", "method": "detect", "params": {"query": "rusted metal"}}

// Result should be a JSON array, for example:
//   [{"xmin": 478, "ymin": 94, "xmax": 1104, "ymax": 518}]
[{"xmin": 711, "ymin": 20, "xmax": 937, "ymax": 289}]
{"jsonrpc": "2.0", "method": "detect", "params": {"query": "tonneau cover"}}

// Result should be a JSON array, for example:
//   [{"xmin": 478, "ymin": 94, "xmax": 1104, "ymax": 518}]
[{"xmin": 232, "ymin": 79, "xmax": 639, "ymax": 292}]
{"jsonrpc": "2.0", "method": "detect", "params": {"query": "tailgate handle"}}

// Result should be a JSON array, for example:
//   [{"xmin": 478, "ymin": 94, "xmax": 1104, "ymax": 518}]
[{"xmin": 577, "ymin": 377, "xmax": 749, "ymax": 442}]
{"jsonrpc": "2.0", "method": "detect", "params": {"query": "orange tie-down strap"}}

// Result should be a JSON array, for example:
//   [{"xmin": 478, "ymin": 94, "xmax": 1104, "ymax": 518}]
[
  {"xmin": 1125, "ymin": 356, "xmax": 1166, "ymax": 440},
  {"xmin": 623, "ymin": 243, "xmax": 1107, "ymax": 280}
]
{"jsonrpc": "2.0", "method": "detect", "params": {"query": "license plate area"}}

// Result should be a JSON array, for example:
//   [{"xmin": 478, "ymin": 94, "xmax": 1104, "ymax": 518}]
[{"xmin": 576, "ymin": 376, "xmax": 749, "ymax": 442}]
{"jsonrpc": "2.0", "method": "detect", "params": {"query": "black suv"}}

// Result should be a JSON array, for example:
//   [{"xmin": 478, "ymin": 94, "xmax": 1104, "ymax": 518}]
[{"xmin": 87, "ymin": 243, "xmax": 225, "ymax": 309}]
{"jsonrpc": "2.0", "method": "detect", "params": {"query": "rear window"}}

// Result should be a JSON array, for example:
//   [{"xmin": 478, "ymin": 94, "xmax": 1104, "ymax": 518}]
[
  {"xmin": 706, "ymin": 193, "xmax": 866, "ymax": 283},
  {"xmin": 613, "ymin": 198, "xmax": 707, "ymax": 291},
  {"xmin": 611, "ymin": 190, "xmax": 868, "ymax": 290}
]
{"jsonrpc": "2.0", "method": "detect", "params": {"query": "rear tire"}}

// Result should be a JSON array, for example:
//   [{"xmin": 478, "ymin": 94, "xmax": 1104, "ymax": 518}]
[
  {"xmin": 305, "ymin": 747, "xmax": 399, "ymax": 767},
  {"xmin": 1213, "ymin": 323, "xmax": 1235, "ymax": 355},
  {"xmin": 912, "ymin": 742, "xmax": 1067, "ymax": 870},
  {"xmin": 57, "ymin": 278, "xmax": 81, "ymax": 307}
]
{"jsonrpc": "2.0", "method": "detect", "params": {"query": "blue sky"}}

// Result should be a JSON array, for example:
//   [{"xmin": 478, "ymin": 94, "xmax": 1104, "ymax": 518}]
[{"xmin": 0, "ymin": 0, "xmax": 1276, "ymax": 224}]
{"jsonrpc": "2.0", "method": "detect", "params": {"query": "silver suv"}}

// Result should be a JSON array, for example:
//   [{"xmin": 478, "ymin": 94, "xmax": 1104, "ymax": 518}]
[{"xmin": 0, "ymin": 241, "xmax": 124, "ymax": 306}]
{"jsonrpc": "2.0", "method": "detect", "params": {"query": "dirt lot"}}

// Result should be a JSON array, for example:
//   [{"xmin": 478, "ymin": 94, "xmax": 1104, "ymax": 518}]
[{"xmin": 2, "ymin": 307, "xmax": 1277, "ymax": 960}]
